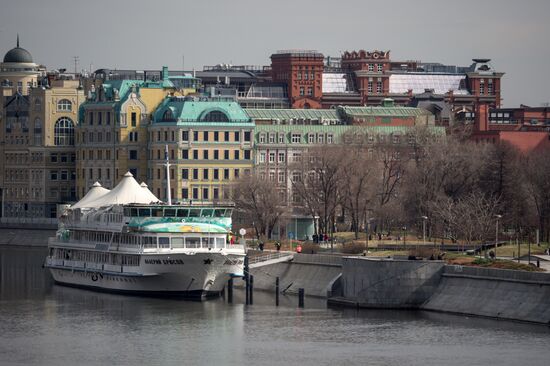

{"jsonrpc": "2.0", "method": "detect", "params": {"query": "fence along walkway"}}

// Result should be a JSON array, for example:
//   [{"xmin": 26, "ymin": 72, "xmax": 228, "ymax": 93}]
[{"xmin": 248, "ymin": 251, "xmax": 295, "ymax": 268}]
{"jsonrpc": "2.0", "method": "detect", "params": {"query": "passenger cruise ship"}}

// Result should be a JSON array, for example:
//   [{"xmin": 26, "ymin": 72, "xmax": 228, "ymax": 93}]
[{"xmin": 45, "ymin": 172, "xmax": 245, "ymax": 299}]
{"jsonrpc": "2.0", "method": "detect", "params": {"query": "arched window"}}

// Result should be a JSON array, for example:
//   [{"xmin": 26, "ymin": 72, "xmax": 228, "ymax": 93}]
[
  {"xmin": 57, "ymin": 99, "xmax": 72, "ymax": 111},
  {"xmin": 54, "ymin": 117, "xmax": 74, "ymax": 146},
  {"xmin": 163, "ymin": 109, "xmax": 175, "ymax": 121},
  {"xmin": 202, "ymin": 110, "xmax": 229, "ymax": 122}
]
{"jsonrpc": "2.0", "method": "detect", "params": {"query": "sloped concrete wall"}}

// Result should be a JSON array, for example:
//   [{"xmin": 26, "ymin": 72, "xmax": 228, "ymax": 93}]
[
  {"xmin": 422, "ymin": 266, "xmax": 550, "ymax": 324},
  {"xmin": 237, "ymin": 261, "xmax": 342, "ymax": 298},
  {"xmin": 341, "ymin": 257, "xmax": 445, "ymax": 308}
]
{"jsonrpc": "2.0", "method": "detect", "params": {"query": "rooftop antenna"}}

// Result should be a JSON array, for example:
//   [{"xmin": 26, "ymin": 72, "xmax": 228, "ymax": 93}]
[
  {"xmin": 164, "ymin": 144, "xmax": 172, "ymax": 205},
  {"xmin": 182, "ymin": 54, "xmax": 185, "ymax": 73},
  {"xmin": 73, "ymin": 56, "xmax": 79, "ymax": 75},
  {"xmin": 17, "ymin": 33, "xmax": 20, "ymax": 47}
]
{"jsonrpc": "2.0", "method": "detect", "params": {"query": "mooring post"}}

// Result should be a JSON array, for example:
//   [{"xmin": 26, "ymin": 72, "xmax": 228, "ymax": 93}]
[
  {"xmin": 244, "ymin": 256, "xmax": 250, "ymax": 305},
  {"xmin": 249, "ymin": 275, "xmax": 254, "ymax": 305},
  {"xmin": 537, "ymin": 259, "xmax": 540, "ymax": 268},
  {"xmin": 275, "ymin": 276, "xmax": 280, "ymax": 306},
  {"xmin": 227, "ymin": 278, "xmax": 233, "ymax": 303},
  {"xmin": 298, "ymin": 288, "xmax": 305, "ymax": 308}
]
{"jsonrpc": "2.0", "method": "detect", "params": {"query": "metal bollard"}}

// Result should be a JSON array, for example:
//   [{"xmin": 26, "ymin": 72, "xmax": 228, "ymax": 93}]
[
  {"xmin": 244, "ymin": 256, "xmax": 250, "ymax": 305},
  {"xmin": 537, "ymin": 259, "xmax": 540, "ymax": 268},
  {"xmin": 275, "ymin": 277, "xmax": 280, "ymax": 306},
  {"xmin": 298, "ymin": 288, "xmax": 305, "ymax": 308},
  {"xmin": 249, "ymin": 275, "xmax": 254, "ymax": 305},
  {"xmin": 227, "ymin": 278, "xmax": 233, "ymax": 303}
]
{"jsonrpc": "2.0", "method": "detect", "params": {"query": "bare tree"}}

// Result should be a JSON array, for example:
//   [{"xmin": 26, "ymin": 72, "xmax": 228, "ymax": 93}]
[
  {"xmin": 524, "ymin": 151, "xmax": 550, "ymax": 242},
  {"xmin": 233, "ymin": 175, "xmax": 287, "ymax": 239},
  {"xmin": 290, "ymin": 146, "xmax": 345, "ymax": 237}
]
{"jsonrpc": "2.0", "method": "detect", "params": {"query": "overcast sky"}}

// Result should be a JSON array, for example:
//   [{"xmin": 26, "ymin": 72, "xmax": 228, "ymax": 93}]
[{"xmin": 1, "ymin": 0, "xmax": 548, "ymax": 107}]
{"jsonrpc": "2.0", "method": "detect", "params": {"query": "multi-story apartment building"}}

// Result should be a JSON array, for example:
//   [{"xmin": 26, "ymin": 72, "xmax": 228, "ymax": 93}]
[
  {"xmin": 0, "ymin": 40, "xmax": 84, "ymax": 218},
  {"xmin": 150, "ymin": 96, "xmax": 254, "ymax": 202},
  {"xmin": 75, "ymin": 67, "xmax": 198, "ymax": 198}
]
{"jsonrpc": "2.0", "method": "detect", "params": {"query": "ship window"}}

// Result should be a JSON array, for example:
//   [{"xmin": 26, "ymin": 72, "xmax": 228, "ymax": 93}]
[
  {"xmin": 202, "ymin": 237, "xmax": 215, "ymax": 248},
  {"xmin": 124, "ymin": 208, "xmax": 131, "ymax": 216},
  {"xmin": 152, "ymin": 208, "xmax": 163, "ymax": 217},
  {"xmin": 216, "ymin": 237, "xmax": 225, "ymax": 248},
  {"xmin": 214, "ymin": 209, "xmax": 225, "ymax": 217},
  {"xmin": 189, "ymin": 209, "xmax": 201, "ymax": 217},
  {"xmin": 172, "ymin": 237, "xmax": 184, "ymax": 248},
  {"xmin": 224, "ymin": 209, "xmax": 232, "ymax": 217},
  {"xmin": 164, "ymin": 208, "xmax": 176, "ymax": 217},
  {"xmin": 177, "ymin": 209, "xmax": 189, "ymax": 217},
  {"xmin": 130, "ymin": 208, "xmax": 139, "ymax": 217},
  {"xmin": 201, "ymin": 209, "xmax": 213, "ymax": 217},
  {"xmin": 159, "ymin": 237, "xmax": 170, "ymax": 248},
  {"xmin": 186, "ymin": 237, "xmax": 200, "ymax": 248},
  {"xmin": 138, "ymin": 208, "xmax": 151, "ymax": 217}
]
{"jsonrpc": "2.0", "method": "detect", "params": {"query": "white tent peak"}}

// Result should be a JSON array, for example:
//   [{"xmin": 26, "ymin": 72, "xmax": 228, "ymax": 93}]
[
  {"xmin": 73, "ymin": 172, "xmax": 160, "ymax": 208},
  {"xmin": 71, "ymin": 182, "xmax": 110, "ymax": 209},
  {"xmin": 140, "ymin": 182, "xmax": 148, "ymax": 188}
]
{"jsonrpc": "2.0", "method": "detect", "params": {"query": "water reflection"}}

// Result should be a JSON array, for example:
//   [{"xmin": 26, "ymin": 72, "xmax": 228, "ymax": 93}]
[{"xmin": 1, "ymin": 247, "xmax": 549, "ymax": 366}]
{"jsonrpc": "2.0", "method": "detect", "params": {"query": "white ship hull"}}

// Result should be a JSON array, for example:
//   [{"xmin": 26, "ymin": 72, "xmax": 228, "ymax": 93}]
[{"xmin": 46, "ymin": 251, "xmax": 245, "ymax": 299}]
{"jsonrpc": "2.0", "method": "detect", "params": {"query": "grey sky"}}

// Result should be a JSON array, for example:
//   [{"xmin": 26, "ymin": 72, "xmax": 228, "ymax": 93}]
[{"xmin": 1, "ymin": 0, "xmax": 548, "ymax": 107}]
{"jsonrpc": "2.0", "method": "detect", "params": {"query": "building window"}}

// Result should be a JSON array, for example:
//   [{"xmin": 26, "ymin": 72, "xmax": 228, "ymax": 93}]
[
  {"xmin": 57, "ymin": 99, "xmax": 72, "ymax": 111},
  {"xmin": 318, "ymin": 134, "xmax": 324, "ymax": 144},
  {"xmin": 193, "ymin": 169, "xmax": 199, "ymax": 180},
  {"xmin": 307, "ymin": 87, "xmax": 313, "ymax": 96},
  {"xmin": 202, "ymin": 110, "xmax": 229, "ymax": 122},
  {"xmin": 182, "ymin": 130, "xmax": 189, "ymax": 141},
  {"xmin": 224, "ymin": 169, "xmax": 230, "ymax": 180},
  {"xmin": 377, "ymin": 64, "xmax": 383, "ymax": 72},
  {"xmin": 203, "ymin": 169, "xmax": 209, "ymax": 180},
  {"xmin": 368, "ymin": 64, "xmax": 374, "ymax": 72},
  {"xmin": 194, "ymin": 131, "xmax": 199, "ymax": 141},
  {"xmin": 234, "ymin": 169, "xmax": 240, "ymax": 179},
  {"xmin": 244, "ymin": 131, "xmax": 251, "ymax": 141},
  {"xmin": 278, "ymin": 171, "xmax": 285, "ymax": 183},
  {"xmin": 193, "ymin": 150, "xmax": 199, "ymax": 159},
  {"xmin": 278, "ymin": 133, "xmax": 284, "ymax": 144},
  {"xmin": 131, "ymin": 112, "xmax": 137, "ymax": 126},
  {"xmin": 235, "ymin": 150, "xmax": 240, "ymax": 160},
  {"xmin": 192, "ymin": 188, "xmax": 199, "ymax": 200},
  {"xmin": 234, "ymin": 131, "xmax": 240, "ymax": 141},
  {"xmin": 214, "ymin": 131, "xmax": 219, "ymax": 141},
  {"xmin": 224, "ymin": 131, "xmax": 229, "ymax": 141},
  {"xmin": 269, "ymin": 133, "xmax": 275, "ymax": 144},
  {"xmin": 182, "ymin": 188, "xmax": 189, "ymax": 199},
  {"xmin": 182, "ymin": 149, "xmax": 189, "ymax": 159},
  {"xmin": 259, "ymin": 133, "xmax": 266, "ymax": 143},
  {"xmin": 488, "ymin": 83, "xmax": 493, "ymax": 95},
  {"xmin": 259, "ymin": 152, "xmax": 266, "ymax": 163},
  {"xmin": 203, "ymin": 131, "xmax": 209, "ymax": 141},
  {"xmin": 278, "ymin": 152, "xmax": 285, "ymax": 163},
  {"xmin": 327, "ymin": 134, "xmax": 333, "ymax": 144},
  {"xmin": 203, "ymin": 188, "xmax": 209, "ymax": 200},
  {"xmin": 214, "ymin": 150, "xmax": 219, "ymax": 160},
  {"xmin": 203, "ymin": 150, "xmax": 209, "ymax": 159},
  {"xmin": 299, "ymin": 87, "xmax": 305, "ymax": 96},
  {"xmin": 269, "ymin": 152, "xmax": 275, "ymax": 163},
  {"xmin": 106, "ymin": 112, "xmax": 111, "ymax": 125},
  {"xmin": 98, "ymin": 112, "xmax": 102, "ymax": 125},
  {"xmin": 376, "ymin": 81, "xmax": 382, "ymax": 94},
  {"xmin": 50, "ymin": 171, "xmax": 58, "ymax": 180},
  {"xmin": 54, "ymin": 117, "xmax": 75, "ymax": 146},
  {"xmin": 291, "ymin": 133, "xmax": 301, "ymax": 143},
  {"xmin": 291, "ymin": 171, "xmax": 301, "ymax": 183},
  {"xmin": 244, "ymin": 150, "xmax": 251, "ymax": 160},
  {"xmin": 182, "ymin": 169, "xmax": 189, "ymax": 179},
  {"xmin": 214, "ymin": 169, "xmax": 219, "ymax": 180},
  {"xmin": 224, "ymin": 150, "xmax": 229, "ymax": 160},
  {"xmin": 129, "ymin": 150, "xmax": 138, "ymax": 160},
  {"xmin": 163, "ymin": 109, "xmax": 174, "ymax": 121}
]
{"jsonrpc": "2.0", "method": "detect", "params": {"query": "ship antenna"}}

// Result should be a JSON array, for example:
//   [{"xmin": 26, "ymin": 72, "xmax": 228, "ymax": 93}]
[{"xmin": 165, "ymin": 144, "xmax": 172, "ymax": 205}]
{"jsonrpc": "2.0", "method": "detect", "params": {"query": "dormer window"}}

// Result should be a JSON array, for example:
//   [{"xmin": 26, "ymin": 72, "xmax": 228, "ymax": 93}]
[
  {"xmin": 202, "ymin": 110, "xmax": 229, "ymax": 122},
  {"xmin": 163, "ymin": 109, "xmax": 175, "ymax": 122}
]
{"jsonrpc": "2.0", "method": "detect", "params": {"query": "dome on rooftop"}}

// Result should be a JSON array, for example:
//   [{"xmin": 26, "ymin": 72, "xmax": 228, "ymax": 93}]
[{"xmin": 3, "ymin": 47, "xmax": 33, "ymax": 63}]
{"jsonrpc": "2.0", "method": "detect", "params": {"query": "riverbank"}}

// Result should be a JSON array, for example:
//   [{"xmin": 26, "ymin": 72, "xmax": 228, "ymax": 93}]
[
  {"xmin": 329, "ymin": 257, "xmax": 550, "ymax": 325},
  {"xmin": 0, "ymin": 228, "xmax": 54, "ymax": 247}
]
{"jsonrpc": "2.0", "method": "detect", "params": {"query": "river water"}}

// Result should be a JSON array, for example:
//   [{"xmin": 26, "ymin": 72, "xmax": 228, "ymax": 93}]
[{"xmin": 1, "ymin": 247, "xmax": 549, "ymax": 366}]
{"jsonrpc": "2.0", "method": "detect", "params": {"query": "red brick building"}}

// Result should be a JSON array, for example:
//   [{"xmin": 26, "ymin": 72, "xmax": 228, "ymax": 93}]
[
  {"xmin": 471, "ymin": 103, "xmax": 550, "ymax": 153},
  {"xmin": 271, "ymin": 50, "xmax": 324, "ymax": 109}
]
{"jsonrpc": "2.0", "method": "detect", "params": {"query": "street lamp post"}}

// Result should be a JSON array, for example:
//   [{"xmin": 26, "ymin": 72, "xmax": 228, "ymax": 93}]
[
  {"xmin": 402, "ymin": 226, "xmax": 407, "ymax": 250},
  {"xmin": 421, "ymin": 216, "xmax": 428, "ymax": 248},
  {"xmin": 494, "ymin": 214, "xmax": 502, "ymax": 260}
]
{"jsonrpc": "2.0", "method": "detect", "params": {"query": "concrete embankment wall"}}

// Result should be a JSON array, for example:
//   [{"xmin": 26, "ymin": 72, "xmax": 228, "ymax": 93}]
[
  {"xmin": 238, "ymin": 254, "xmax": 342, "ymax": 298},
  {"xmin": 422, "ymin": 265, "xmax": 550, "ymax": 324},
  {"xmin": 339, "ymin": 257, "xmax": 445, "ymax": 308},
  {"xmin": 0, "ymin": 228, "xmax": 54, "ymax": 247}
]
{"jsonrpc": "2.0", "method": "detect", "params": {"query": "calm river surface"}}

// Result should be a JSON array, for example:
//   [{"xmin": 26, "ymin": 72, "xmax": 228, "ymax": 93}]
[{"xmin": 1, "ymin": 246, "xmax": 550, "ymax": 366}]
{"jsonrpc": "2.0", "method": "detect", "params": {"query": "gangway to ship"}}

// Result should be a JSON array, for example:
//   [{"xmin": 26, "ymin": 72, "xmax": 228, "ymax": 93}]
[{"xmin": 248, "ymin": 251, "xmax": 294, "ymax": 268}]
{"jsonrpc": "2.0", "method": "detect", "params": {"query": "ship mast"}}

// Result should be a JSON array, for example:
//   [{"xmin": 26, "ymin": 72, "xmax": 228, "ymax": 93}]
[{"xmin": 164, "ymin": 144, "xmax": 172, "ymax": 205}]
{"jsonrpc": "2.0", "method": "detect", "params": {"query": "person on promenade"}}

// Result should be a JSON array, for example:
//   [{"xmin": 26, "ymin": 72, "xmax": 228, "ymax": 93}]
[{"xmin": 275, "ymin": 241, "xmax": 281, "ymax": 251}]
